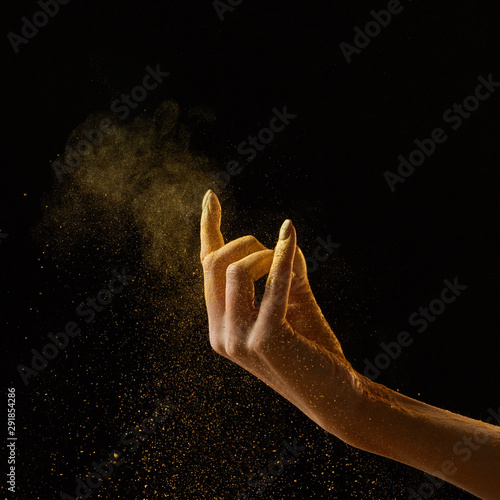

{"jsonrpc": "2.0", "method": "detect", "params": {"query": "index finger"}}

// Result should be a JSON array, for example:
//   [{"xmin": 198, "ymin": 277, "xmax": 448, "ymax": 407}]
[{"xmin": 200, "ymin": 190, "xmax": 225, "ymax": 263}]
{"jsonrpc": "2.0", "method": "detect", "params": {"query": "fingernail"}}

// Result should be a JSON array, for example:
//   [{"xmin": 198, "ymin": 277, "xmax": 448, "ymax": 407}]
[
  {"xmin": 279, "ymin": 219, "xmax": 292, "ymax": 240},
  {"xmin": 202, "ymin": 189, "xmax": 213, "ymax": 210}
]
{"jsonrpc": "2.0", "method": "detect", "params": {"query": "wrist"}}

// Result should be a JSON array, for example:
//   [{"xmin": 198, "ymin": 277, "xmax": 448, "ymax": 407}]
[
  {"xmin": 326, "ymin": 368, "xmax": 408, "ymax": 450},
  {"xmin": 322, "ymin": 362, "xmax": 373, "ymax": 444}
]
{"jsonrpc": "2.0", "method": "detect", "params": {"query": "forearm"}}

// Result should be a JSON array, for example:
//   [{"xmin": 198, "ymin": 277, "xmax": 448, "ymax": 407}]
[{"xmin": 342, "ymin": 375, "xmax": 500, "ymax": 499}]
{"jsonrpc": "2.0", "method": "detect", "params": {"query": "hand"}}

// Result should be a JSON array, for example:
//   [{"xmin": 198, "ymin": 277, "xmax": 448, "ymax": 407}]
[
  {"xmin": 200, "ymin": 190, "xmax": 362, "ymax": 441},
  {"xmin": 200, "ymin": 190, "xmax": 500, "ymax": 499}
]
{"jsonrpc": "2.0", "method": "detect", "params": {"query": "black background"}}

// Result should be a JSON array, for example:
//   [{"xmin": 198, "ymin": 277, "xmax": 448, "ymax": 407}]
[{"xmin": 2, "ymin": 1, "xmax": 500, "ymax": 499}]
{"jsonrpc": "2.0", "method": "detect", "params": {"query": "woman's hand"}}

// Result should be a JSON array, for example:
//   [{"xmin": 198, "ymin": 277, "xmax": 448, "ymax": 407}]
[
  {"xmin": 200, "ymin": 189, "xmax": 362, "ymax": 441},
  {"xmin": 199, "ymin": 189, "xmax": 500, "ymax": 499}
]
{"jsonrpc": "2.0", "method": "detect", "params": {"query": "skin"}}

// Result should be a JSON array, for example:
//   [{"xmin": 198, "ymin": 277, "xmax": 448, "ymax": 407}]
[{"xmin": 200, "ymin": 189, "xmax": 500, "ymax": 499}]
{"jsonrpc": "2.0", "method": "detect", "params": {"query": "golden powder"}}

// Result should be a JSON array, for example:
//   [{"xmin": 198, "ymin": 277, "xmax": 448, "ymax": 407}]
[{"xmin": 26, "ymin": 102, "xmax": 413, "ymax": 499}]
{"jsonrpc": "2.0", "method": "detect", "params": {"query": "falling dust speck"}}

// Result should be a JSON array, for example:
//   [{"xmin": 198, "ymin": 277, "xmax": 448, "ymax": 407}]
[{"xmin": 20, "ymin": 101, "xmax": 436, "ymax": 499}]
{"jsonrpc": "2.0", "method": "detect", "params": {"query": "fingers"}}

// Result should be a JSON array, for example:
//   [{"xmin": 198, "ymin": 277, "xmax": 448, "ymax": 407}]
[
  {"xmin": 200, "ymin": 190, "xmax": 224, "ymax": 263},
  {"xmin": 225, "ymin": 249, "xmax": 274, "ymax": 323},
  {"xmin": 258, "ymin": 220, "xmax": 296, "ymax": 326},
  {"xmin": 289, "ymin": 246, "xmax": 315, "ymax": 302},
  {"xmin": 203, "ymin": 235, "xmax": 269, "ymax": 321}
]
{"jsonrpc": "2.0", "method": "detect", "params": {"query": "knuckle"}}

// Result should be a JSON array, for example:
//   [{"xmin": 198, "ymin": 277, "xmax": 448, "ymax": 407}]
[
  {"xmin": 242, "ymin": 234, "xmax": 260, "ymax": 250},
  {"xmin": 247, "ymin": 335, "xmax": 266, "ymax": 356},
  {"xmin": 242, "ymin": 234, "xmax": 257, "ymax": 245},
  {"xmin": 209, "ymin": 334, "xmax": 226, "ymax": 355},
  {"xmin": 204, "ymin": 251, "xmax": 229, "ymax": 279},
  {"xmin": 226, "ymin": 262, "xmax": 247, "ymax": 283},
  {"xmin": 202, "ymin": 252, "xmax": 217, "ymax": 271},
  {"xmin": 225, "ymin": 338, "xmax": 246, "ymax": 358},
  {"xmin": 267, "ymin": 278, "xmax": 289, "ymax": 302}
]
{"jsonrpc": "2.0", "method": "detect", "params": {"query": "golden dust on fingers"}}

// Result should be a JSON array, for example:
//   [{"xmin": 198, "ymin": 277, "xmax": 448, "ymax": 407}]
[
  {"xmin": 225, "ymin": 249, "xmax": 275, "ymax": 318},
  {"xmin": 200, "ymin": 189, "xmax": 224, "ymax": 263}
]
